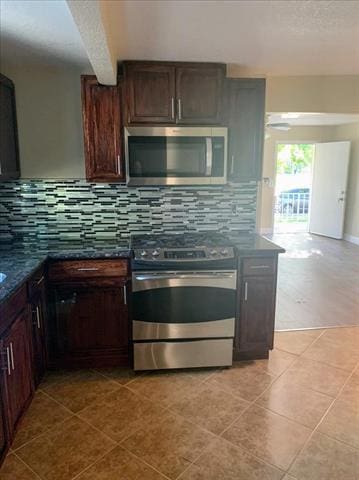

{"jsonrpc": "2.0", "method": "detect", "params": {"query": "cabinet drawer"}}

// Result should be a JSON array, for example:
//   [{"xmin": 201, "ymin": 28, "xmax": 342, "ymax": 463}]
[
  {"xmin": 48, "ymin": 259, "xmax": 128, "ymax": 281},
  {"xmin": 241, "ymin": 257, "xmax": 276, "ymax": 276},
  {"xmin": 27, "ymin": 266, "xmax": 46, "ymax": 298}
]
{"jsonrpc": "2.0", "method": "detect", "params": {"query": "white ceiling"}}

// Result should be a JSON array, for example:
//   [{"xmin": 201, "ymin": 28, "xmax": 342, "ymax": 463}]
[
  {"xmin": 267, "ymin": 113, "xmax": 359, "ymax": 126},
  {"xmin": 0, "ymin": 0, "xmax": 90, "ymax": 67},
  {"xmin": 1, "ymin": 0, "xmax": 359, "ymax": 75}
]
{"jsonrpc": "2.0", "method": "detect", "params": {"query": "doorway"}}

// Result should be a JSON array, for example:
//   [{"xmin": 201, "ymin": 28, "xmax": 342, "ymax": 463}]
[{"xmin": 274, "ymin": 143, "xmax": 315, "ymax": 233}]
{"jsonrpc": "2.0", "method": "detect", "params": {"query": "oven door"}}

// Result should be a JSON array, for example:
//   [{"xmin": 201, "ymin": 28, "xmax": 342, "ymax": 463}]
[{"xmin": 132, "ymin": 270, "xmax": 236, "ymax": 340}]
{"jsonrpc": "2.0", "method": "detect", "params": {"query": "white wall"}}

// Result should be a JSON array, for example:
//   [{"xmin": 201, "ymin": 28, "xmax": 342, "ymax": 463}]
[{"xmin": 1, "ymin": 63, "xmax": 86, "ymax": 178}]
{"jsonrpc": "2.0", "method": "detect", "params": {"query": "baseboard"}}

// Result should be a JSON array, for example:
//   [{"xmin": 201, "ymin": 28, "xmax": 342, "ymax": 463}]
[
  {"xmin": 259, "ymin": 227, "xmax": 273, "ymax": 235},
  {"xmin": 344, "ymin": 233, "xmax": 359, "ymax": 245}
]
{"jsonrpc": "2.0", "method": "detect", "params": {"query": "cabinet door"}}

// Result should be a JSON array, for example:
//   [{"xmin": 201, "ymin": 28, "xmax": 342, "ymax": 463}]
[
  {"xmin": 227, "ymin": 79, "xmax": 265, "ymax": 181},
  {"xmin": 81, "ymin": 75, "xmax": 125, "ymax": 182},
  {"xmin": 125, "ymin": 64, "xmax": 176, "ymax": 124},
  {"xmin": 30, "ymin": 293, "xmax": 47, "ymax": 387},
  {"xmin": 1, "ymin": 310, "xmax": 33, "ymax": 439},
  {"xmin": 237, "ymin": 275, "xmax": 276, "ymax": 352},
  {"xmin": 0, "ymin": 74, "xmax": 20, "ymax": 181},
  {"xmin": 49, "ymin": 282, "xmax": 129, "ymax": 367},
  {"xmin": 176, "ymin": 65, "xmax": 224, "ymax": 124},
  {"xmin": 0, "ymin": 395, "xmax": 7, "ymax": 464}
]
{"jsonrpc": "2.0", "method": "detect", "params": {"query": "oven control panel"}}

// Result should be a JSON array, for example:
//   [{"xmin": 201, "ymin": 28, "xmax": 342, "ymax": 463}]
[{"xmin": 133, "ymin": 247, "xmax": 235, "ymax": 262}]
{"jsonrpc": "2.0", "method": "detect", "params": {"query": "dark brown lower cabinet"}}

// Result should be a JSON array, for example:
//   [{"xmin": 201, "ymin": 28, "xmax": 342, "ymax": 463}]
[
  {"xmin": 48, "ymin": 279, "xmax": 130, "ymax": 368},
  {"xmin": 30, "ymin": 291, "xmax": 47, "ymax": 387},
  {"xmin": 0, "ymin": 309, "xmax": 34, "ymax": 441},
  {"xmin": 0, "ymin": 397, "xmax": 7, "ymax": 464},
  {"xmin": 234, "ymin": 256, "xmax": 278, "ymax": 360}
]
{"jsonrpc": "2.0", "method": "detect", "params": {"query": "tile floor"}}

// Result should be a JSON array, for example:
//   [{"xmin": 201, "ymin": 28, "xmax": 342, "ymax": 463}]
[{"xmin": 1, "ymin": 326, "xmax": 359, "ymax": 480}]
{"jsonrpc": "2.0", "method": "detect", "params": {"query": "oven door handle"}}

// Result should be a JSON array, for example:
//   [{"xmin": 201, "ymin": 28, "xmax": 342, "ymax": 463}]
[
  {"xmin": 133, "ymin": 271, "xmax": 237, "ymax": 291},
  {"xmin": 205, "ymin": 138, "xmax": 212, "ymax": 176}
]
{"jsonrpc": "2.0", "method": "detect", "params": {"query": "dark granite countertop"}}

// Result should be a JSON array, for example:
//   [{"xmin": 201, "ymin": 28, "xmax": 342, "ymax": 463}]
[
  {"xmin": 0, "ymin": 234, "xmax": 284, "ymax": 305},
  {"xmin": 227, "ymin": 233, "xmax": 285, "ymax": 256},
  {"xmin": 0, "ymin": 240, "xmax": 132, "ymax": 304}
]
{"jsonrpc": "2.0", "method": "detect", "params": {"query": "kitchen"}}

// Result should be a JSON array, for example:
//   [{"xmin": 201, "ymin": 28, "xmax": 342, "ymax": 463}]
[{"xmin": 1, "ymin": 2, "xmax": 359, "ymax": 479}]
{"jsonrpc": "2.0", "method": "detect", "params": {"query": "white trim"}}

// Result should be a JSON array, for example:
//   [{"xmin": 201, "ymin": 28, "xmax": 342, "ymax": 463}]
[{"xmin": 344, "ymin": 233, "xmax": 359, "ymax": 245}]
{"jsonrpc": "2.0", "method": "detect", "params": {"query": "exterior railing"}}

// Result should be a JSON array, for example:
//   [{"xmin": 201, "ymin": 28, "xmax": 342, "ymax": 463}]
[{"xmin": 275, "ymin": 192, "xmax": 310, "ymax": 220}]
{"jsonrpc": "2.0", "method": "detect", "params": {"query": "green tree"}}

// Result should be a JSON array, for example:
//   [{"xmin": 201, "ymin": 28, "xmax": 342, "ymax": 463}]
[{"xmin": 277, "ymin": 144, "xmax": 314, "ymax": 174}]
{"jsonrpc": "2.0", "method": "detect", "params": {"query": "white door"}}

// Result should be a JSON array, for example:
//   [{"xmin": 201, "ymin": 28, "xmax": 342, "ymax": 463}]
[{"xmin": 309, "ymin": 141, "xmax": 351, "ymax": 239}]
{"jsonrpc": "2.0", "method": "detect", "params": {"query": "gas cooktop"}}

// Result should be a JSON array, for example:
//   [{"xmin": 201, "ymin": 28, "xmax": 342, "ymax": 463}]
[{"xmin": 130, "ymin": 232, "xmax": 233, "ymax": 249}]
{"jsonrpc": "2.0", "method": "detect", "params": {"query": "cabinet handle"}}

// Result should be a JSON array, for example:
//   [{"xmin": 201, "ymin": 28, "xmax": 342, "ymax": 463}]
[
  {"xmin": 230, "ymin": 155, "xmax": 235, "ymax": 176},
  {"xmin": 37, "ymin": 275, "xmax": 45, "ymax": 285},
  {"xmin": 9, "ymin": 342, "xmax": 15, "ymax": 371},
  {"xmin": 1, "ymin": 348, "xmax": 11, "ymax": 375},
  {"xmin": 171, "ymin": 97, "xmax": 175, "ymax": 119},
  {"xmin": 77, "ymin": 267, "xmax": 99, "ymax": 271},
  {"xmin": 116, "ymin": 154, "xmax": 121, "ymax": 176},
  {"xmin": 177, "ymin": 98, "xmax": 182, "ymax": 120},
  {"xmin": 250, "ymin": 265, "xmax": 270, "ymax": 270},
  {"xmin": 36, "ymin": 305, "xmax": 41, "ymax": 329},
  {"xmin": 244, "ymin": 281, "xmax": 248, "ymax": 301},
  {"xmin": 123, "ymin": 285, "xmax": 127, "ymax": 305}
]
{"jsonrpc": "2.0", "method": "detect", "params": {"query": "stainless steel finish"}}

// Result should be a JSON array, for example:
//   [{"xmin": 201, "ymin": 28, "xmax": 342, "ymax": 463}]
[
  {"xmin": 230, "ymin": 155, "xmax": 235, "ymax": 175},
  {"xmin": 133, "ymin": 270, "xmax": 237, "ymax": 292},
  {"xmin": 125, "ymin": 127, "xmax": 228, "ymax": 186},
  {"xmin": 36, "ymin": 305, "xmax": 41, "ymax": 329},
  {"xmin": 244, "ymin": 281, "xmax": 248, "ymax": 301},
  {"xmin": 177, "ymin": 98, "xmax": 182, "ymax": 120},
  {"xmin": 116, "ymin": 154, "xmax": 121, "ymax": 175},
  {"xmin": 205, "ymin": 138, "xmax": 212, "ymax": 176},
  {"xmin": 133, "ymin": 318, "xmax": 234, "ymax": 340},
  {"xmin": 76, "ymin": 267, "xmax": 99, "ymax": 271},
  {"xmin": 171, "ymin": 97, "xmax": 175, "ymax": 119},
  {"xmin": 123, "ymin": 285, "xmax": 127, "ymax": 305},
  {"xmin": 134, "ymin": 338, "xmax": 233, "ymax": 371},
  {"xmin": 9, "ymin": 342, "xmax": 14, "ymax": 370},
  {"xmin": 5, "ymin": 347, "xmax": 11, "ymax": 375},
  {"xmin": 250, "ymin": 265, "xmax": 270, "ymax": 270},
  {"xmin": 37, "ymin": 275, "xmax": 45, "ymax": 285},
  {"xmin": 133, "ymin": 246, "xmax": 235, "ymax": 263}
]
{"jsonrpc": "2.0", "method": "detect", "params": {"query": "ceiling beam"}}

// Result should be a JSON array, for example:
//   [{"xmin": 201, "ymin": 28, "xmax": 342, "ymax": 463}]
[{"xmin": 66, "ymin": 0, "xmax": 116, "ymax": 85}]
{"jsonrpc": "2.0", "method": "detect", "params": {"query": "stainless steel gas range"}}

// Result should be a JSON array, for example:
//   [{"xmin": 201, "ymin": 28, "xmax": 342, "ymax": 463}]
[{"xmin": 131, "ymin": 233, "xmax": 237, "ymax": 371}]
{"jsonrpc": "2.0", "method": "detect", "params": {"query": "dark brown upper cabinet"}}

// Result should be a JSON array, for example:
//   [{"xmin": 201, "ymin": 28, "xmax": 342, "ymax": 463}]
[
  {"xmin": 124, "ymin": 61, "xmax": 225, "ymax": 125},
  {"xmin": 124, "ymin": 63, "xmax": 176, "ymax": 124},
  {"xmin": 0, "ymin": 73, "xmax": 20, "ymax": 181},
  {"xmin": 226, "ymin": 78, "xmax": 266, "ymax": 182},
  {"xmin": 81, "ymin": 75, "xmax": 125, "ymax": 182}
]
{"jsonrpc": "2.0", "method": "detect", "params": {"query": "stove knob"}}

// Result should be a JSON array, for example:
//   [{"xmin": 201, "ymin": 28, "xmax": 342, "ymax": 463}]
[
  {"xmin": 210, "ymin": 249, "xmax": 217, "ymax": 256},
  {"xmin": 221, "ymin": 249, "xmax": 228, "ymax": 256},
  {"xmin": 140, "ymin": 250, "xmax": 148, "ymax": 257},
  {"xmin": 152, "ymin": 250, "xmax": 160, "ymax": 257}
]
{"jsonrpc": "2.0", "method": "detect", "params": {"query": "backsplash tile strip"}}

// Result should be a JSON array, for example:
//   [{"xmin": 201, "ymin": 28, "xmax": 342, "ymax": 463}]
[{"xmin": 0, "ymin": 180, "xmax": 257, "ymax": 242}]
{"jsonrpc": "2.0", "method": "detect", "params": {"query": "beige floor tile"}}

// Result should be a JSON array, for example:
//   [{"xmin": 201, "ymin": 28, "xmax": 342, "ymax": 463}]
[
  {"xmin": 207, "ymin": 361, "xmax": 276, "ymax": 402},
  {"xmin": 123, "ymin": 412, "xmax": 215, "ymax": 479},
  {"xmin": 12, "ymin": 391, "xmax": 73, "ymax": 450},
  {"xmin": 78, "ymin": 386, "xmax": 166, "ymax": 442},
  {"xmin": 289, "ymin": 432, "xmax": 359, "ymax": 480},
  {"xmin": 256, "ymin": 377, "xmax": 333, "ymax": 428},
  {"xmin": 222, "ymin": 404, "xmax": 311, "ymax": 470},
  {"xmin": 127, "ymin": 370, "xmax": 202, "ymax": 408},
  {"xmin": 75, "ymin": 446, "xmax": 167, "ymax": 479},
  {"xmin": 94, "ymin": 367, "xmax": 143, "ymax": 385},
  {"xmin": 279, "ymin": 357, "xmax": 350, "ymax": 397},
  {"xmin": 43, "ymin": 370, "xmax": 121, "ymax": 413},
  {"xmin": 258, "ymin": 349, "xmax": 298, "ymax": 376},
  {"xmin": 283, "ymin": 476, "xmax": 297, "ymax": 480},
  {"xmin": 302, "ymin": 334, "xmax": 359, "ymax": 371},
  {"xmin": 169, "ymin": 382, "xmax": 249, "ymax": 435},
  {"xmin": 318, "ymin": 398, "xmax": 359, "ymax": 449},
  {"xmin": 338, "ymin": 370, "xmax": 359, "ymax": 404},
  {"xmin": 320, "ymin": 326, "xmax": 359, "ymax": 348},
  {"xmin": 179, "ymin": 437, "xmax": 284, "ymax": 480},
  {"xmin": 274, "ymin": 330, "xmax": 323, "ymax": 355},
  {"xmin": 0, "ymin": 453, "xmax": 40, "ymax": 479},
  {"xmin": 39, "ymin": 369, "xmax": 73, "ymax": 389},
  {"xmin": 16, "ymin": 416, "xmax": 115, "ymax": 480}
]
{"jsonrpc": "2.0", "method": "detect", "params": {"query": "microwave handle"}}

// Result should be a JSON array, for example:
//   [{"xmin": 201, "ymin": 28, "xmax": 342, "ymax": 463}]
[{"xmin": 205, "ymin": 138, "xmax": 213, "ymax": 176}]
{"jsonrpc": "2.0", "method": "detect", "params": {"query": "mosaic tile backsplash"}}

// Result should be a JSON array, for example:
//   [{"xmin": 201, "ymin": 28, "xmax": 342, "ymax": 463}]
[{"xmin": 0, "ymin": 180, "xmax": 258, "ymax": 242}]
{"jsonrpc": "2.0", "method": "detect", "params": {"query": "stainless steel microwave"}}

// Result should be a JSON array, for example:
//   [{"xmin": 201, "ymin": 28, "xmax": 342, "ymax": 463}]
[{"xmin": 125, "ymin": 127, "xmax": 227, "ymax": 186}]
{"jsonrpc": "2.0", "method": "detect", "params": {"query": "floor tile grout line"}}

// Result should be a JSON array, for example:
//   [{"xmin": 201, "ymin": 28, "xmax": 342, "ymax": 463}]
[
  {"xmin": 11, "ymin": 451, "xmax": 43, "ymax": 479},
  {"xmin": 69, "ymin": 444, "xmax": 119, "ymax": 480},
  {"xmin": 119, "ymin": 443, "xmax": 173, "ymax": 480},
  {"xmin": 284, "ymin": 359, "xmax": 359, "ymax": 475}
]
